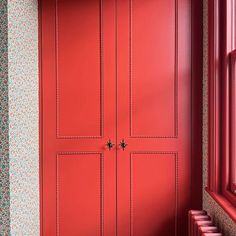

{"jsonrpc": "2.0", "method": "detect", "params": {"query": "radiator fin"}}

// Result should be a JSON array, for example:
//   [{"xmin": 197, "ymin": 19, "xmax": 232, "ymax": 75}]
[{"xmin": 188, "ymin": 210, "xmax": 223, "ymax": 236}]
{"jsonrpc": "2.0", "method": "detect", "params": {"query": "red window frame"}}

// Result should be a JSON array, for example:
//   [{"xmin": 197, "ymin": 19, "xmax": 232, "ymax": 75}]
[
  {"xmin": 228, "ymin": 0, "xmax": 236, "ymax": 199},
  {"xmin": 208, "ymin": 0, "xmax": 236, "ymax": 221},
  {"xmin": 230, "ymin": 49, "xmax": 236, "ymax": 196}
]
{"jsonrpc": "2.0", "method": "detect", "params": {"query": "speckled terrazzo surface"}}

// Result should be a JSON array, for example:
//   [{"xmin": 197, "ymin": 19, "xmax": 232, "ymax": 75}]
[
  {"xmin": 8, "ymin": 0, "xmax": 39, "ymax": 235},
  {"xmin": 0, "ymin": 0, "xmax": 10, "ymax": 234},
  {"xmin": 202, "ymin": 0, "xmax": 236, "ymax": 235}
]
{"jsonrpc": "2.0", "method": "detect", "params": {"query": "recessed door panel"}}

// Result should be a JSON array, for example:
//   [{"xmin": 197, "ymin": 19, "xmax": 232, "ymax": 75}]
[
  {"xmin": 57, "ymin": 0, "xmax": 102, "ymax": 137},
  {"xmin": 131, "ymin": 0, "xmax": 176, "ymax": 137},
  {"xmin": 57, "ymin": 153, "xmax": 103, "ymax": 235},
  {"xmin": 131, "ymin": 153, "xmax": 176, "ymax": 236}
]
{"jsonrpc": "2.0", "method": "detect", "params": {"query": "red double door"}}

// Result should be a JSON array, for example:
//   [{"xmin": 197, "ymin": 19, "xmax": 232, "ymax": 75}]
[{"xmin": 41, "ymin": 0, "xmax": 196, "ymax": 235}]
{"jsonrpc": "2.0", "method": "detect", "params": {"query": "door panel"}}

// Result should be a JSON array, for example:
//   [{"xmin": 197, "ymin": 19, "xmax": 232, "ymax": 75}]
[
  {"xmin": 131, "ymin": 153, "xmax": 176, "ymax": 236},
  {"xmin": 131, "ymin": 0, "xmax": 176, "ymax": 137},
  {"xmin": 57, "ymin": 153, "xmax": 103, "ymax": 235},
  {"xmin": 41, "ymin": 0, "xmax": 117, "ymax": 235},
  {"xmin": 116, "ymin": 0, "xmax": 191, "ymax": 235},
  {"xmin": 57, "ymin": 0, "xmax": 102, "ymax": 137}
]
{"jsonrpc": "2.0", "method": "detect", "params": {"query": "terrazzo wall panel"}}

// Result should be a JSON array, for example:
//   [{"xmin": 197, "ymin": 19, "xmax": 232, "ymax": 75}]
[
  {"xmin": 0, "ymin": 0, "xmax": 10, "ymax": 235},
  {"xmin": 202, "ymin": 0, "xmax": 236, "ymax": 235},
  {"xmin": 8, "ymin": 0, "xmax": 39, "ymax": 235}
]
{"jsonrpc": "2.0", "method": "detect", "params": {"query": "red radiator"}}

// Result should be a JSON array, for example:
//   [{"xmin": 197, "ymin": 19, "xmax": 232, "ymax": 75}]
[{"xmin": 188, "ymin": 210, "xmax": 223, "ymax": 236}]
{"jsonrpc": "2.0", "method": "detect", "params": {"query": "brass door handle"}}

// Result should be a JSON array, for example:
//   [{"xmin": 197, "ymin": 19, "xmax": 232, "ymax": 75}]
[
  {"xmin": 106, "ymin": 139, "xmax": 114, "ymax": 150},
  {"xmin": 119, "ymin": 139, "xmax": 128, "ymax": 150}
]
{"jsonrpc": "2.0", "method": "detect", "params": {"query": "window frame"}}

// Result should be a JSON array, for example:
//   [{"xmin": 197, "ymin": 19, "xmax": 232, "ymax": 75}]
[
  {"xmin": 229, "ymin": 50, "xmax": 236, "ymax": 197},
  {"xmin": 208, "ymin": 0, "xmax": 236, "ymax": 221},
  {"xmin": 221, "ymin": 0, "xmax": 236, "ymax": 206}
]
